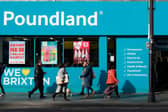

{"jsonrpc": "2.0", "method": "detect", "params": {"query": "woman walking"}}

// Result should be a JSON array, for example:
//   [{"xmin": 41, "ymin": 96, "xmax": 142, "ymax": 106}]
[{"xmin": 52, "ymin": 64, "xmax": 70, "ymax": 101}]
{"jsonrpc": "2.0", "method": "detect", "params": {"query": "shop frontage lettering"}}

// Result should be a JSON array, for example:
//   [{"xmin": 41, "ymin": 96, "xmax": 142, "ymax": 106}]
[
  {"xmin": 3, "ymin": 68, "xmax": 50, "ymax": 86},
  {"xmin": 3, "ymin": 11, "xmax": 99, "ymax": 26}
]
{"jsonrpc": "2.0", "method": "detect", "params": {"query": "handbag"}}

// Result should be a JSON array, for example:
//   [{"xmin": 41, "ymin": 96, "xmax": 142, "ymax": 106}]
[{"xmin": 56, "ymin": 74, "xmax": 69, "ymax": 85}]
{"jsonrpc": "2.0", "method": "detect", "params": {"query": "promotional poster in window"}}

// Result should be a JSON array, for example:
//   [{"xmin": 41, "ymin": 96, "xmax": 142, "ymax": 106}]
[
  {"xmin": 41, "ymin": 41, "xmax": 58, "ymax": 64},
  {"xmin": 9, "ymin": 41, "xmax": 25, "ymax": 64},
  {"xmin": 73, "ymin": 41, "xmax": 90, "ymax": 64}
]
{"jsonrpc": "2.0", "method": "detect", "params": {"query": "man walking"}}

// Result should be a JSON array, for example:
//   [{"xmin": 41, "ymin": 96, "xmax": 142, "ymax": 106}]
[
  {"xmin": 0, "ymin": 64, "xmax": 6, "ymax": 96},
  {"xmin": 28, "ymin": 60, "xmax": 45, "ymax": 99}
]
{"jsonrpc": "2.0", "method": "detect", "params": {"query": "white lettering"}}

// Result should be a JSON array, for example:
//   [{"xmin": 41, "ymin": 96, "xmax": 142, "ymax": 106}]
[
  {"xmin": 4, "ymin": 69, "xmax": 14, "ymax": 76},
  {"xmin": 3, "ymin": 77, "xmax": 9, "ymax": 85},
  {"xmin": 38, "ymin": 15, "xmax": 48, "ymax": 26},
  {"xmin": 49, "ymin": 12, "xmax": 59, "ymax": 26},
  {"xmin": 15, "ymin": 69, "xmax": 21, "ymax": 76},
  {"xmin": 27, "ymin": 15, "xmax": 36, "ymax": 26},
  {"xmin": 4, "ymin": 11, "xmax": 14, "ymax": 25},
  {"xmin": 15, "ymin": 15, "xmax": 25, "ymax": 26},
  {"xmin": 44, "ymin": 77, "xmax": 50, "ymax": 85},
  {"xmin": 11, "ymin": 78, "xmax": 17, "ymax": 85},
  {"xmin": 77, "ymin": 15, "xmax": 86, "ymax": 26},
  {"xmin": 4, "ymin": 11, "xmax": 100, "ymax": 26},
  {"xmin": 88, "ymin": 12, "xmax": 98, "ymax": 26}
]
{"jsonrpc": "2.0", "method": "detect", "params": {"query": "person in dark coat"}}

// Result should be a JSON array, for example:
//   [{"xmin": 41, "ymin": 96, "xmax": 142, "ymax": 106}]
[
  {"xmin": 28, "ymin": 60, "xmax": 46, "ymax": 99},
  {"xmin": 80, "ymin": 61, "xmax": 95, "ymax": 98},
  {"xmin": 0, "ymin": 64, "xmax": 6, "ymax": 96}
]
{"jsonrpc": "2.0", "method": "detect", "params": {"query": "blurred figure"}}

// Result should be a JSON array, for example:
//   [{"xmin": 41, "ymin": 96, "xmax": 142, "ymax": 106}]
[
  {"xmin": 80, "ymin": 61, "xmax": 95, "ymax": 98},
  {"xmin": 104, "ymin": 65, "xmax": 120, "ymax": 98},
  {"xmin": 52, "ymin": 64, "xmax": 70, "ymax": 101},
  {"xmin": 0, "ymin": 64, "xmax": 6, "ymax": 96},
  {"xmin": 28, "ymin": 60, "xmax": 46, "ymax": 99}
]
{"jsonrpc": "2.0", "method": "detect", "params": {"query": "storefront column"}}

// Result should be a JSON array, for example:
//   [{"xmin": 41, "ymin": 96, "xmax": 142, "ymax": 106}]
[
  {"xmin": 99, "ymin": 37, "xmax": 107, "ymax": 74},
  {"xmin": 97, "ymin": 36, "xmax": 107, "ymax": 93}
]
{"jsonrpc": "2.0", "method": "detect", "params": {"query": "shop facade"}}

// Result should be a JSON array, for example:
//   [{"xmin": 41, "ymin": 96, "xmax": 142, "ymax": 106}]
[{"xmin": 0, "ymin": 2, "xmax": 160, "ymax": 93}]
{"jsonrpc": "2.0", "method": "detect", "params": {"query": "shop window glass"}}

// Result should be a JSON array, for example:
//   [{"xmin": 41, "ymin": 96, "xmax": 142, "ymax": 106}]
[
  {"xmin": 64, "ymin": 37, "xmax": 98, "ymax": 67},
  {"xmin": 2, "ymin": 37, "xmax": 34, "ymax": 67},
  {"xmin": 35, "ymin": 37, "xmax": 62, "ymax": 67}
]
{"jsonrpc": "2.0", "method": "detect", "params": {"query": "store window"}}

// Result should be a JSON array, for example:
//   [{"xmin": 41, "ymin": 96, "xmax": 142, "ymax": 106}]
[
  {"xmin": 35, "ymin": 37, "xmax": 62, "ymax": 67},
  {"xmin": 64, "ymin": 37, "xmax": 99, "ymax": 67},
  {"xmin": 107, "ymin": 37, "xmax": 116, "ymax": 68},
  {"xmin": 2, "ymin": 37, "xmax": 34, "ymax": 67}
]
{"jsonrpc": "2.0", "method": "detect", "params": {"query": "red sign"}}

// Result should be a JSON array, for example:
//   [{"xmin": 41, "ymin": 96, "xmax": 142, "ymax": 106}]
[
  {"xmin": 9, "ymin": 41, "xmax": 25, "ymax": 64},
  {"xmin": 73, "ymin": 41, "xmax": 90, "ymax": 64}
]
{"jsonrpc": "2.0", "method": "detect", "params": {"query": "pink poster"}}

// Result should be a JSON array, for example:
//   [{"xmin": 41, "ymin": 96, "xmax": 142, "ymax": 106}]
[{"xmin": 73, "ymin": 41, "xmax": 90, "ymax": 64}]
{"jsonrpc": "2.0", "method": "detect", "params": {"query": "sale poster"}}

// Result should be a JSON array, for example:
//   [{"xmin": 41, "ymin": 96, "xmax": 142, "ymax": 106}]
[
  {"xmin": 9, "ymin": 41, "xmax": 25, "ymax": 64},
  {"xmin": 73, "ymin": 41, "xmax": 90, "ymax": 64},
  {"xmin": 41, "ymin": 41, "xmax": 57, "ymax": 64}
]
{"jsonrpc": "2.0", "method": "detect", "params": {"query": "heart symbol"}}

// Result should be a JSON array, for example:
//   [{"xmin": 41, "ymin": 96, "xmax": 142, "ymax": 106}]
[{"xmin": 22, "ymin": 69, "xmax": 30, "ymax": 76}]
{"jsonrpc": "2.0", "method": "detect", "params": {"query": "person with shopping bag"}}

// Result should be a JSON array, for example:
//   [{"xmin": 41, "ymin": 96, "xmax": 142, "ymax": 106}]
[{"xmin": 52, "ymin": 64, "xmax": 70, "ymax": 101}]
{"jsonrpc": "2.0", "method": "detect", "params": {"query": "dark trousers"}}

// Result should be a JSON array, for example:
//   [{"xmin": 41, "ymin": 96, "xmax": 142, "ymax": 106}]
[
  {"xmin": 87, "ymin": 86, "xmax": 94, "ymax": 96},
  {"xmin": 104, "ymin": 84, "xmax": 119, "ymax": 96},
  {"xmin": 0, "ymin": 82, "xmax": 5, "ymax": 94},
  {"xmin": 29, "ymin": 79, "xmax": 44, "ymax": 97},
  {"xmin": 53, "ymin": 84, "xmax": 67, "ymax": 99}
]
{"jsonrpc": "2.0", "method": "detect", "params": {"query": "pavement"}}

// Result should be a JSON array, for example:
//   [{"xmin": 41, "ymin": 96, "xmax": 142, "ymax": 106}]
[{"xmin": 1, "ymin": 91, "xmax": 168, "ymax": 109}]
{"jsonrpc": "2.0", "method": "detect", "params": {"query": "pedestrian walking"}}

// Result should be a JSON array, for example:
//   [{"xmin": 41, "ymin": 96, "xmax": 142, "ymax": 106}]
[
  {"xmin": 104, "ymin": 65, "xmax": 120, "ymax": 98},
  {"xmin": 0, "ymin": 64, "xmax": 6, "ymax": 96},
  {"xmin": 79, "ymin": 70, "xmax": 85, "ymax": 95},
  {"xmin": 52, "ymin": 64, "xmax": 70, "ymax": 101},
  {"xmin": 28, "ymin": 60, "xmax": 46, "ymax": 99},
  {"xmin": 80, "ymin": 61, "xmax": 95, "ymax": 98}
]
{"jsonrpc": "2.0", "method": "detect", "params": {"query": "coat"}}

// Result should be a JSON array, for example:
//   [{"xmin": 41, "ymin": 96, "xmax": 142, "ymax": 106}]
[
  {"xmin": 80, "ymin": 65, "xmax": 93, "ymax": 88},
  {"xmin": 0, "ymin": 65, "xmax": 5, "ymax": 80},
  {"xmin": 57, "ymin": 67, "xmax": 66, "ymax": 82},
  {"xmin": 106, "ymin": 69, "xmax": 118, "ymax": 85},
  {"xmin": 34, "ymin": 64, "xmax": 44, "ymax": 81}
]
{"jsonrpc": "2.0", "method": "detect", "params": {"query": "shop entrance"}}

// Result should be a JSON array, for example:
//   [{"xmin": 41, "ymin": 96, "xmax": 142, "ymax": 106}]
[
  {"xmin": 107, "ymin": 37, "xmax": 116, "ymax": 69},
  {"xmin": 153, "ymin": 38, "xmax": 168, "ymax": 92}
]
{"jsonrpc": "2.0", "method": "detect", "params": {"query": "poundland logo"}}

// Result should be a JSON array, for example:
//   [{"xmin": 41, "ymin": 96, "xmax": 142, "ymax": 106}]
[{"xmin": 3, "ymin": 11, "xmax": 103, "ymax": 26}]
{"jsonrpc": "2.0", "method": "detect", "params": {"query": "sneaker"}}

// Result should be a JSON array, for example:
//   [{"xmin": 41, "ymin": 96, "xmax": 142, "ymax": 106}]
[
  {"xmin": 80, "ymin": 92, "xmax": 84, "ymax": 95},
  {"xmin": 0, "ymin": 93, "xmax": 5, "ymax": 97}
]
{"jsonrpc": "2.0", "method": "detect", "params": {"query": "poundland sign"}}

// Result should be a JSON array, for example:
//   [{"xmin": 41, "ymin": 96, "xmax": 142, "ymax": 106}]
[
  {"xmin": 0, "ymin": 2, "xmax": 148, "ymax": 35},
  {"xmin": 4, "ymin": 11, "xmax": 99, "ymax": 26}
]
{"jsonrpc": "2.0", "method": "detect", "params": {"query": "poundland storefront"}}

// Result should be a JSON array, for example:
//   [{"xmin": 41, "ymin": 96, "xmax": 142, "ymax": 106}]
[{"xmin": 0, "ymin": 2, "xmax": 156, "ymax": 94}]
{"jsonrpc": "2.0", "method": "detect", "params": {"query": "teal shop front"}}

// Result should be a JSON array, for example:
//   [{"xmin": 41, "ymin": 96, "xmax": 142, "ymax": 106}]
[{"xmin": 0, "ymin": 2, "xmax": 150, "ymax": 93}]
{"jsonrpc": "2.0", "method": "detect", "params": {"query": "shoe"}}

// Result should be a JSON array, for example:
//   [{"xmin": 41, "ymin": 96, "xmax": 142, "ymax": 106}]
[
  {"xmin": 28, "ymin": 92, "xmax": 31, "ymax": 99},
  {"xmin": 64, "ymin": 98, "xmax": 70, "ymax": 101},
  {"xmin": 116, "ymin": 95, "xmax": 120, "ymax": 98},
  {"xmin": 40, "ymin": 96, "xmax": 46, "ymax": 99},
  {"xmin": 80, "ymin": 92, "xmax": 84, "ymax": 95},
  {"xmin": 0, "ymin": 93, "xmax": 5, "ymax": 97},
  {"xmin": 52, "ymin": 94, "xmax": 55, "ymax": 101}
]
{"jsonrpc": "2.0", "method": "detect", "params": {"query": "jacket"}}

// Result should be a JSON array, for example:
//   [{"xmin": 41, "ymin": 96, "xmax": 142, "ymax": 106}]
[{"xmin": 106, "ymin": 69, "xmax": 118, "ymax": 85}]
